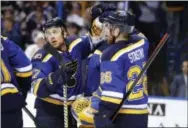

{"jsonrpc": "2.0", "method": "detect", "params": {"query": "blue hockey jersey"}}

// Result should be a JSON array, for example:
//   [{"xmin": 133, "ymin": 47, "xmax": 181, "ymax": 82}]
[
  {"xmin": 1, "ymin": 36, "xmax": 32, "ymax": 112},
  {"xmin": 31, "ymin": 35, "xmax": 93, "ymax": 106},
  {"xmin": 98, "ymin": 36, "xmax": 149, "ymax": 116}
]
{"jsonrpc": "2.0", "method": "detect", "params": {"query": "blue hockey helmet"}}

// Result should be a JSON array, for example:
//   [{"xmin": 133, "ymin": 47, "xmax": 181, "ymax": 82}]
[
  {"xmin": 90, "ymin": 3, "xmax": 117, "ymax": 20},
  {"xmin": 99, "ymin": 11, "xmax": 135, "ymax": 33},
  {"xmin": 43, "ymin": 17, "xmax": 66, "ymax": 31}
]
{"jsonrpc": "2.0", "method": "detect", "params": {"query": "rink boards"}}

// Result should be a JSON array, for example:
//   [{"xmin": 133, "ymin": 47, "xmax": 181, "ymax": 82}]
[{"xmin": 23, "ymin": 94, "xmax": 188, "ymax": 127}]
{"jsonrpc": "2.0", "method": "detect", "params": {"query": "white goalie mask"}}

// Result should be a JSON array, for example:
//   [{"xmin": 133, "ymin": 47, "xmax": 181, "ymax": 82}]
[{"xmin": 89, "ymin": 17, "xmax": 109, "ymax": 46}]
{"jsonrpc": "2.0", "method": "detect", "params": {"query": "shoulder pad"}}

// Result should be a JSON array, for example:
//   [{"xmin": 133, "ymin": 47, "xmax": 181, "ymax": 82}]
[
  {"xmin": 101, "ymin": 43, "xmax": 126, "ymax": 61},
  {"xmin": 32, "ymin": 49, "xmax": 51, "ymax": 62},
  {"xmin": 102, "ymin": 38, "xmax": 145, "ymax": 61}
]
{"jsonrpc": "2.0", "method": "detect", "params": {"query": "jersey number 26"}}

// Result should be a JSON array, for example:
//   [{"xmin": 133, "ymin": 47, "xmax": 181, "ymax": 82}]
[{"xmin": 126, "ymin": 62, "xmax": 147, "ymax": 101}]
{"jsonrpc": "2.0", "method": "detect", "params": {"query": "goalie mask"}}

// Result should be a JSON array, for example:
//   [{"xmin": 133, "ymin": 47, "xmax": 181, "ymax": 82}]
[{"xmin": 89, "ymin": 12, "xmax": 113, "ymax": 46}]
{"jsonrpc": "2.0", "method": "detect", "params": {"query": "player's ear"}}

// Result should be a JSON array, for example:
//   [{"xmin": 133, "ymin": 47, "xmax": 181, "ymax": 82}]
[
  {"xmin": 112, "ymin": 27, "xmax": 120, "ymax": 37},
  {"xmin": 62, "ymin": 27, "xmax": 67, "ymax": 38}
]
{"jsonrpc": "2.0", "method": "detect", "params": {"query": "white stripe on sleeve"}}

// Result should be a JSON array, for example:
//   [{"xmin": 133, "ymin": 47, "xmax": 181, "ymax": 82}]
[
  {"xmin": 102, "ymin": 91, "xmax": 123, "ymax": 98},
  {"xmin": 15, "ymin": 64, "xmax": 32, "ymax": 72}
]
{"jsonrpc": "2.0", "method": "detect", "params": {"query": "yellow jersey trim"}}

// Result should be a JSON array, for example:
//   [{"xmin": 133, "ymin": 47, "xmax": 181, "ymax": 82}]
[
  {"xmin": 33, "ymin": 79, "xmax": 43, "ymax": 95},
  {"xmin": 1, "ymin": 35, "xmax": 8, "ymax": 40},
  {"xmin": 119, "ymin": 108, "xmax": 148, "ymax": 114},
  {"xmin": 42, "ymin": 54, "xmax": 52, "ymax": 62},
  {"xmin": 94, "ymin": 50, "xmax": 102, "ymax": 55},
  {"xmin": 1, "ymin": 88, "xmax": 19, "ymax": 96},
  {"xmin": 88, "ymin": 53, "xmax": 93, "ymax": 58},
  {"xmin": 101, "ymin": 96, "xmax": 121, "ymax": 104},
  {"xmin": 15, "ymin": 71, "xmax": 32, "ymax": 77},
  {"xmin": 41, "ymin": 97, "xmax": 73, "ymax": 106},
  {"xmin": 69, "ymin": 38, "xmax": 82, "ymax": 52},
  {"xmin": 111, "ymin": 39, "xmax": 145, "ymax": 61},
  {"xmin": 1, "ymin": 60, "xmax": 11, "ymax": 82}
]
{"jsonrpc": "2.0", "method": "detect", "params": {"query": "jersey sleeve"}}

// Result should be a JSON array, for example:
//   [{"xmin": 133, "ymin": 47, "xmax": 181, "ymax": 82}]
[
  {"xmin": 31, "ymin": 51, "xmax": 55, "ymax": 98},
  {"xmin": 97, "ymin": 57, "xmax": 125, "ymax": 117},
  {"xmin": 85, "ymin": 49, "xmax": 102, "ymax": 96},
  {"xmin": 6, "ymin": 39, "xmax": 32, "ymax": 97},
  {"xmin": 68, "ymin": 34, "xmax": 94, "ymax": 59}
]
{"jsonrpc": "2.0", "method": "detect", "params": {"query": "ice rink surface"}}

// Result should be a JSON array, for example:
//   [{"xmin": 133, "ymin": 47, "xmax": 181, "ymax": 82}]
[{"xmin": 23, "ymin": 93, "xmax": 36, "ymax": 127}]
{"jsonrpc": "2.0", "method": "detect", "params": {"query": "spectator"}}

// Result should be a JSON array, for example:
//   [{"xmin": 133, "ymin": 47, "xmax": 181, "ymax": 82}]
[
  {"xmin": 171, "ymin": 59, "xmax": 188, "ymax": 98},
  {"xmin": 1, "ymin": 17, "xmax": 22, "ymax": 48},
  {"xmin": 149, "ymin": 72, "xmax": 170, "ymax": 96},
  {"xmin": 66, "ymin": 2, "xmax": 85, "ymax": 35},
  {"xmin": 42, "ymin": 2, "xmax": 56, "ymax": 18},
  {"xmin": 66, "ymin": 22, "xmax": 81, "ymax": 38},
  {"xmin": 25, "ymin": 5, "xmax": 50, "ymax": 34},
  {"xmin": 25, "ymin": 30, "xmax": 46, "ymax": 60}
]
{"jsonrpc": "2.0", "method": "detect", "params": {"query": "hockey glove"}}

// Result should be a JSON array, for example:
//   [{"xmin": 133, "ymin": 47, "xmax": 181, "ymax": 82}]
[
  {"xmin": 45, "ymin": 68, "xmax": 67, "ymax": 92},
  {"xmin": 45, "ymin": 59, "xmax": 78, "ymax": 92}
]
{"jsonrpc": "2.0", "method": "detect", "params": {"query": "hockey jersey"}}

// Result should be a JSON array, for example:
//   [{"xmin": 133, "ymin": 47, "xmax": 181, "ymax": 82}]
[
  {"xmin": 1, "ymin": 36, "xmax": 32, "ymax": 112},
  {"xmin": 98, "ymin": 36, "xmax": 149, "ymax": 116},
  {"xmin": 31, "ymin": 35, "xmax": 93, "ymax": 107}
]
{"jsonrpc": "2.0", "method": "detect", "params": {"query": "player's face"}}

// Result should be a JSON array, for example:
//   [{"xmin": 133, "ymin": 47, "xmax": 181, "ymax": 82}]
[
  {"xmin": 45, "ymin": 27, "xmax": 65, "ymax": 49},
  {"xmin": 182, "ymin": 61, "xmax": 188, "ymax": 75}
]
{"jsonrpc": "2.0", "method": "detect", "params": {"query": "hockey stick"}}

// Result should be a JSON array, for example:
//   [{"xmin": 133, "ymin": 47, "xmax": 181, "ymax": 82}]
[
  {"xmin": 43, "ymin": 43, "xmax": 69, "ymax": 128},
  {"xmin": 23, "ymin": 106, "xmax": 43, "ymax": 128}
]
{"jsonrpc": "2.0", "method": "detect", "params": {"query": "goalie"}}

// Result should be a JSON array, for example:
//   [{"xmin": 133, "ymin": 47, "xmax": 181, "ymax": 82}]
[{"xmin": 71, "ymin": 11, "xmax": 149, "ymax": 128}]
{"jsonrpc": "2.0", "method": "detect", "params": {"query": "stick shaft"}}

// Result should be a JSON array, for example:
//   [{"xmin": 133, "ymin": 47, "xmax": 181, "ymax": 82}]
[
  {"xmin": 64, "ymin": 84, "xmax": 69, "ymax": 128},
  {"xmin": 23, "ymin": 107, "xmax": 43, "ymax": 128}
]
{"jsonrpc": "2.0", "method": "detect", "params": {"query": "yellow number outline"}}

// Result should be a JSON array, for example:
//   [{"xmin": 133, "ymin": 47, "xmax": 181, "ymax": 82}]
[
  {"xmin": 1, "ymin": 59, "xmax": 11, "ymax": 82},
  {"xmin": 126, "ymin": 62, "xmax": 147, "ymax": 101}
]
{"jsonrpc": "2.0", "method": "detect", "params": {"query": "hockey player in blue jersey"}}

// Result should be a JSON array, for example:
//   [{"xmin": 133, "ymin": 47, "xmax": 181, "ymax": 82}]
[
  {"xmin": 84, "ymin": 8, "xmax": 146, "ymax": 96},
  {"xmin": 31, "ymin": 3, "xmax": 118, "ymax": 127},
  {"xmin": 94, "ymin": 11, "xmax": 149, "ymax": 128},
  {"xmin": 1, "ymin": 36, "xmax": 32, "ymax": 128},
  {"xmin": 31, "ymin": 17, "xmax": 90, "ymax": 128},
  {"xmin": 71, "ymin": 11, "xmax": 149, "ymax": 128}
]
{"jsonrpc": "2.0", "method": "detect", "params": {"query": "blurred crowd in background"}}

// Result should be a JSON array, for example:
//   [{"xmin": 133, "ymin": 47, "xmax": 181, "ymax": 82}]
[{"xmin": 1, "ymin": 1, "xmax": 188, "ymax": 99}]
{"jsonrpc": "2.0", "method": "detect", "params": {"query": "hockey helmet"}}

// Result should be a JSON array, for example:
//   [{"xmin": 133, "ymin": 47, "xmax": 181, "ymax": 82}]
[
  {"xmin": 99, "ymin": 11, "xmax": 135, "ymax": 33},
  {"xmin": 43, "ymin": 17, "xmax": 66, "ymax": 32}
]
